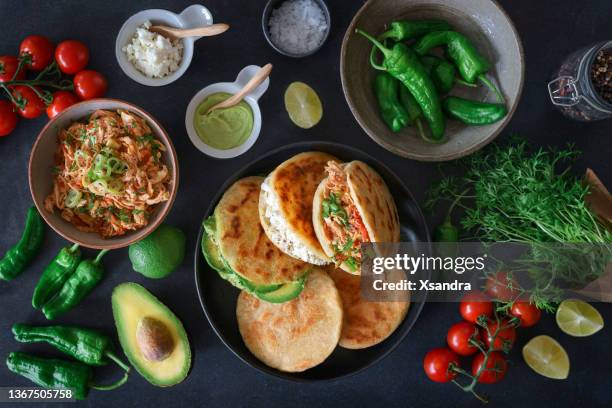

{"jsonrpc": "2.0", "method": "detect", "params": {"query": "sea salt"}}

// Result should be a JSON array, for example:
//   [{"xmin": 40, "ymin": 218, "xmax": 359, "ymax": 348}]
[{"xmin": 268, "ymin": 0, "xmax": 328, "ymax": 55}]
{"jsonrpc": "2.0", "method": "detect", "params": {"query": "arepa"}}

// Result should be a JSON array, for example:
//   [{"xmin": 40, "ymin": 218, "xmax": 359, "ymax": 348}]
[
  {"xmin": 259, "ymin": 151, "xmax": 339, "ymax": 265},
  {"xmin": 313, "ymin": 161, "xmax": 400, "ymax": 274},
  {"xmin": 236, "ymin": 268, "xmax": 342, "ymax": 372},
  {"xmin": 327, "ymin": 267, "xmax": 409, "ymax": 349}
]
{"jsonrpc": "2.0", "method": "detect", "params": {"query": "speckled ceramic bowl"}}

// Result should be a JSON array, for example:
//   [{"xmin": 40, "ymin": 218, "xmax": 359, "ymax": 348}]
[
  {"xmin": 262, "ymin": 0, "xmax": 331, "ymax": 58},
  {"xmin": 28, "ymin": 99, "xmax": 179, "ymax": 249},
  {"xmin": 341, "ymin": 0, "xmax": 524, "ymax": 161}
]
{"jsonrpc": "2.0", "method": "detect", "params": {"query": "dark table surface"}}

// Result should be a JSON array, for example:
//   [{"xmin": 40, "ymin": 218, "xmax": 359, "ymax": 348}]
[{"xmin": 1, "ymin": 1, "xmax": 611, "ymax": 407}]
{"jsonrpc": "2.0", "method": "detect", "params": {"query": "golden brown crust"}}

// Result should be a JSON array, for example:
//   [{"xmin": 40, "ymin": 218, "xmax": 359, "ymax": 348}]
[
  {"xmin": 344, "ymin": 161, "xmax": 400, "ymax": 243},
  {"xmin": 259, "ymin": 152, "xmax": 338, "ymax": 263},
  {"xmin": 327, "ymin": 267, "xmax": 409, "ymax": 349},
  {"xmin": 236, "ymin": 269, "xmax": 342, "ymax": 372},
  {"xmin": 216, "ymin": 177, "xmax": 308, "ymax": 285},
  {"xmin": 274, "ymin": 152, "xmax": 338, "ymax": 258}
]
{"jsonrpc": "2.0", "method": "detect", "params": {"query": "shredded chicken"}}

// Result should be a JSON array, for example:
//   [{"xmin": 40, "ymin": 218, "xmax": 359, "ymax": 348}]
[
  {"xmin": 323, "ymin": 161, "xmax": 369, "ymax": 266},
  {"xmin": 44, "ymin": 109, "xmax": 171, "ymax": 238}
]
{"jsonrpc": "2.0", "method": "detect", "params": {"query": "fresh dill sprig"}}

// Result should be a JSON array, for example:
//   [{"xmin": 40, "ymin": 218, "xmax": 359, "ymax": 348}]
[{"xmin": 426, "ymin": 139, "xmax": 612, "ymax": 311}]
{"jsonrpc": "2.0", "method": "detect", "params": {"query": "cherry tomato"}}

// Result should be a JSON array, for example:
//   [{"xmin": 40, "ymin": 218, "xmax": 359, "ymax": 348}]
[
  {"xmin": 0, "ymin": 100, "xmax": 18, "ymax": 136},
  {"xmin": 55, "ymin": 40, "xmax": 89, "ymax": 74},
  {"xmin": 11, "ymin": 85, "xmax": 46, "ymax": 119},
  {"xmin": 511, "ymin": 301, "xmax": 541, "ymax": 328},
  {"xmin": 423, "ymin": 348, "xmax": 459, "ymax": 383},
  {"xmin": 19, "ymin": 35, "xmax": 54, "ymax": 71},
  {"xmin": 459, "ymin": 291, "xmax": 494, "ymax": 324},
  {"xmin": 447, "ymin": 321, "xmax": 481, "ymax": 356},
  {"xmin": 472, "ymin": 351, "xmax": 508, "ymax": 384},
  {"xmin": 485, "ymin": 271, "xmax": 520, "ymax": 302},
  {"xmin": 46, "ymin": 91, "xmax": 79, "ymax": 119},
  {"xmin": 481, "ymin": 319, "xmax": 516, "ymax": 351},
  {"xmin": 73, "ymin": 70, "xmax": 107, "ymax": 100},
  {"xmin": 0, "ymin": 56, "xmax": 25, "ymax": 82}
]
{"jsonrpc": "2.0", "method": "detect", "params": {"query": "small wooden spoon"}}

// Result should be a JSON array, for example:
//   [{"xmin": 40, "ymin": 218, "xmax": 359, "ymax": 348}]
[
  {"xmin": 149, "ymin": 23, "xmax": 230, "ymax": 40},
  {"xmin": 206, "ymin": 63, "xmax": 273, "ymax": 114}
]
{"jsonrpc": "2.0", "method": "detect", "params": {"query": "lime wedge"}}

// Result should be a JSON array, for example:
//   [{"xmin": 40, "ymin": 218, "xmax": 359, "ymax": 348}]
[
  {"xmin": 522, "ymin": 335, "xmax": 570, "ymax": 380},
  {"xmin": 556, "ymin": 299, "xmax": 604, "ymax": 337},
  {"xmin": 284, "ymin": 82, "xmax": 323, "ymax": 129}
]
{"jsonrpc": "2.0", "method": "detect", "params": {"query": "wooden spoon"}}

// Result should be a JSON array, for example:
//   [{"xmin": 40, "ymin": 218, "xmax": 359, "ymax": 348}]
[
  {"xmin": 149, "ymin": 23, "xmax": 229, "ymax": 40},
  {"xmin": 206, "ymin": 63, "xmax": 273, "ymax": 114}
]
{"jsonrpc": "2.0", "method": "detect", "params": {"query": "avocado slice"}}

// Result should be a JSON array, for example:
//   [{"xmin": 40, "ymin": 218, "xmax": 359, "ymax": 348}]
[
  {"xmin": 201, "ymin": 219, "xmax": 229, "ymax": 274},
  {"xmin": 112, "ymin": 283, "xmax": 191, "ymax": 387},
  {"xmin": 255, "ymin": 274, "xmax": 307, "ymax": 303},
  {"xmin": 201, "ymin": 217, "xmax": 284, "ymax": 295}
]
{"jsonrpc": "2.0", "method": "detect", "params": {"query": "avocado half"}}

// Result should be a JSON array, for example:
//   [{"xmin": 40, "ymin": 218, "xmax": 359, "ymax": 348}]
[
  {"xmin": 201, "ymin": 217, "xmax": 305, "ymax": 303},
  {"xmin": 112, "ymin": 283, "xmax": 191, "ymax": 387}
]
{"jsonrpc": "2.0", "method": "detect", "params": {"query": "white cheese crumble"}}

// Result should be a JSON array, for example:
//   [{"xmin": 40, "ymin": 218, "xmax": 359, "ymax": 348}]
[
  {"xmin": 268, "ymin": 0, "xmax": 328, "ymax": 55},
  {"xmin": 122, "ymin": 21, "xmax": 183, "ymax": 78},
  {"xmin": 261, "ymin": 175, "xmax": 328, "ymax": 265}
]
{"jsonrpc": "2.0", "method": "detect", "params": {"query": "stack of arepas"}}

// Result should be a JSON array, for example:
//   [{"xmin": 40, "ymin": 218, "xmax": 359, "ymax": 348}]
[{"xmin": 202, "ymin": 151, "xmax": 408, "ymax": 372}]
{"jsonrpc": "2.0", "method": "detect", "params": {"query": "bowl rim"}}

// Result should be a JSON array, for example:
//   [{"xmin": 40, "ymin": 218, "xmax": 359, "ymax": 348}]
[
  {"xmin": 28, "ymin": 98, "xmax": 179, "ymax": 249},
  {"xmin": 340, "ymin": 0, "xmax": 525, "ymax": 162},
  {"xmin": 115, "ymin": 8, "xmax": 196, "ymax": 87},
  {"xmin": 261, "ymin": 0, "xmax": 332, "ymax": 58},
  {"xmin": 193, "ymin": 140, "xmax": 431, "ymax": 382},
  {"xmin": 185, "ymin": 83, "xmax": 262, "ymax": 159}
]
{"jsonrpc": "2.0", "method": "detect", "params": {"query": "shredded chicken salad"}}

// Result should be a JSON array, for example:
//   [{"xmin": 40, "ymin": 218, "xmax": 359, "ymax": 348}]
[
  {"xmin": 44, "ymin": 109, "xmax": 171, "ymax": 238},
  {"xmin": 322, "ymin": 161, "xmax": 370, "ymax": 271}
]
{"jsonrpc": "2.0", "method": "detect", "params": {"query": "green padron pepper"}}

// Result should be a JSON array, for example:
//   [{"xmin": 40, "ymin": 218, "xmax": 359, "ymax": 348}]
[
  {"xmin": 420, "ymin": 55, "xmax": 457, "ymax": 93},
  {"xmin": 398, "ymin": 85, "xmax": 427, "ymax": 141},
  {"xmin": 42, "ymin": 250, "xmax": 109, "ymax": 320},
  {"xmin": 434, "ymin": 218, "xmax": 459, "ymax": 242},
  {"xmin": 414, "ymin": 31, "xmax": 505, "ymax": 102},
  {"xmin": 12, "ymin": 323, "xmax": 130, "ymax": 371},
  {"xmin": 6, "ymin": 352, "xmax": 128, "ymax": 400},
  {"xmin": 374, "ymin": 72, "xmax": 411, "ymax": 132},
  {"xmin": 379, "ymin": 20, "xmax": 452, "ymax": 41},
  {"xmin": 443, "ymin": 96, "xmax": 507, "ymax": 125},
  {"xmin": 7, "ymin": 352, "xmax": 93, "ymax": 400},
  {"xmin": 358, "ymin": 29, "xmax": 445, "ymax": 141},
  {"xmin": 32, "ymin": 243, "xmax": 81, "ymax": 309},
  {"xmin": 434, "ymin": 216, "xmax": 460, "ymax": 258},
  {"xmin": 0, "ymin": 207, "xmax": 44, "ymax": 281}
]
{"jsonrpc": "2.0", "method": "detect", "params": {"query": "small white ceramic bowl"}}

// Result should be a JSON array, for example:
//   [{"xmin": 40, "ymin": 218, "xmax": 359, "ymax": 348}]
[
  {"xmin": 116, "ymin": 4, "xmax": 213, "ymax": 86},
  {"xmin": 185, "ymin": 65, "xmax": 270, "ymax": 159}
]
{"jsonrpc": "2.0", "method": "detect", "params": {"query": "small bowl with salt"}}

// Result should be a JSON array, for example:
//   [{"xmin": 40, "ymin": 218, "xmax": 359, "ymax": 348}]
[
  {"xmin": 116, "ymin": 5, "xmax": 214, "ymax": 86},
  {"xmin": 262, "ymin": 0, "xmax": 331, "ymax": 58}
]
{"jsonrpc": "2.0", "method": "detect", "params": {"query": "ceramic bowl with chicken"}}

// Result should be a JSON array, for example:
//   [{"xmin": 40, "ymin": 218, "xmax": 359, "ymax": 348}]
[{"xmin": 29, "ymin": 99, "xmax": 179, "ymax": 249}]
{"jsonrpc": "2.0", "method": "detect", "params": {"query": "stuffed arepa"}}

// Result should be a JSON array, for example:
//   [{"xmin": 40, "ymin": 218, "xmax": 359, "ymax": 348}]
[
  {"xmin": 259, "ymin": 151, "xmax": 339, "ymax": 265},
  {"xmin": 313, "ymin": 161, "xmax": 400, "ymax": 274},
  {"xmin": 236, "ymin": 268, "xmax": 342, "ymax": 372},
  {"xmin": 327, "ymin": 267, "xmax": 409, "ymax": 349},
  {"xmin": 202, "ymin": 176, "xmax": 309, "ymax": 303}
]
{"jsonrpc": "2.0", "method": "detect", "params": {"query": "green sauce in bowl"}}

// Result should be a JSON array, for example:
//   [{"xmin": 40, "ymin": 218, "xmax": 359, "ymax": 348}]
[{"xmin": 193, "ymin": 92, "xmax": 253, "ymax": 150}]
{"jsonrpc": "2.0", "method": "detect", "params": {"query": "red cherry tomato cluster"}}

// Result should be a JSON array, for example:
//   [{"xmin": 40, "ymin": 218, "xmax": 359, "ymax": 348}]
[
  {"xmin": 0, "ymin": 34, "xmax": 108, "ymax": 137},
  {"xmin": 424, "ymin": 273, "xmax": 542, "ymax": 402}
]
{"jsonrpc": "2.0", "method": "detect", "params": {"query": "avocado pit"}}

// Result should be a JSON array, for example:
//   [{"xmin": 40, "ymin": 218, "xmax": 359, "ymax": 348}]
[{"xmin": 136, "ymin": 316, "xmax": 175, "ymax": 361}]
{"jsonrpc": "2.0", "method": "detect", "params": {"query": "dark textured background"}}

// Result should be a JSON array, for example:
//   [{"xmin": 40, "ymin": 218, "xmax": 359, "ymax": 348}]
[{"xmin": 0, "ymin": 1, "xmax": 611, "ymax": 407}]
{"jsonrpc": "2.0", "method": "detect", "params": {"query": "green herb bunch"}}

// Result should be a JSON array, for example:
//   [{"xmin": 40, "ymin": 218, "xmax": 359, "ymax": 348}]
[{"xmin": 426, "ymin": 140, "xmax": 611, "ymax": 311}]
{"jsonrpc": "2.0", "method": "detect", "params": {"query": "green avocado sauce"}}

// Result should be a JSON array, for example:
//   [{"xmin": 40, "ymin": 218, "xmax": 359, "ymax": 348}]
[{"xmin": 194, "ymin": 92, "xmax": 254, "ymax": 150}]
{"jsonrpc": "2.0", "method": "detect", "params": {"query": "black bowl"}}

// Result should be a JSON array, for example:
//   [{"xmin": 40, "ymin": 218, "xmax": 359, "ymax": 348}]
[
  {"xmin": 261, "ymin": 0, "xmax": 331, "ymax": 58},
  {"xmin": 194, "ymin": 141, "xmax": 431, "ymax": 381}
]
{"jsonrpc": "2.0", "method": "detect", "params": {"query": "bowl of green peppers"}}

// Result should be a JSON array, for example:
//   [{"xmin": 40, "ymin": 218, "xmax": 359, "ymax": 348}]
[{"xmin": 340, "ymin": 0, "xmax": 524, "ymax": 161}]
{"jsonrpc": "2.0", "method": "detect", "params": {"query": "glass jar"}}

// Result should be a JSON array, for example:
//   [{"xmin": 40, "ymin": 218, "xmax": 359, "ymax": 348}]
[{"xmin": 548, "ymin": 40, "xmax": 612, "ymax": 121}]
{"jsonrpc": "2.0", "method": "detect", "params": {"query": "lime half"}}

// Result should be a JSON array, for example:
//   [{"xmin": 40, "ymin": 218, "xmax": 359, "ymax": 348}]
[
  {"xmin": 284, "ymin": 82, "xmax": 323, "ymax": 129},
  {"xmin": 556, "ymin": 299, "xmax": 604, "ymax": 337},
  {"xmin": 522, "ymin": 335, "xmax": 570, "ymax": 380}
]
